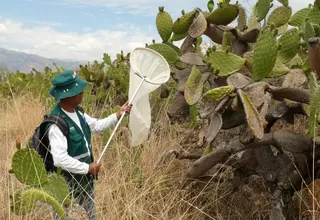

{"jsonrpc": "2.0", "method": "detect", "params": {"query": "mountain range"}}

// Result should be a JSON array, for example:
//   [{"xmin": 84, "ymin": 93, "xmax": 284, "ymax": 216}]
[{"xmin": 0, "ymin": 47, "xmax": 86, "ymax": 73}]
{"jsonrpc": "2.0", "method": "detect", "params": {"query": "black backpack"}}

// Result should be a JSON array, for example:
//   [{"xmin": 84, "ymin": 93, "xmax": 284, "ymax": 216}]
[{"xmin": 30, "ymin": 106, "xmax": 84, "ymax": 173}]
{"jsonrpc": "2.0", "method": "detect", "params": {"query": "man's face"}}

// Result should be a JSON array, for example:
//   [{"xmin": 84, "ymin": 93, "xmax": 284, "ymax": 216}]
[{"xmin": 63, "ymin": 91, "xmax": 84, "ymax": 106}]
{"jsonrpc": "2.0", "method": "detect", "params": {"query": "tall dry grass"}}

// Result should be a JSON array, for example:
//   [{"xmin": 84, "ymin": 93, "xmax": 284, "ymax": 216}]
[
  {"xmin": 2, "ymin": 94, "xmax": 320, "ymax": 220},
  {"xmin": 0, "ymin": 94, "xmax": 222, "ymax": 220}
]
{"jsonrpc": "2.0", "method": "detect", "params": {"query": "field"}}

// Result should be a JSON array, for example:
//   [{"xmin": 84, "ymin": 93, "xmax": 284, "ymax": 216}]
[{"xmin": 3, "ymin": 0, "xmax": 320, "ymax": 219}]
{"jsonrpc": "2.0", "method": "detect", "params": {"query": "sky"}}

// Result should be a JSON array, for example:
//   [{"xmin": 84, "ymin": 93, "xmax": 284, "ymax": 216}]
[{"xmin": 0, "ymin": 0, "xmax": 315, "ymax": 62}]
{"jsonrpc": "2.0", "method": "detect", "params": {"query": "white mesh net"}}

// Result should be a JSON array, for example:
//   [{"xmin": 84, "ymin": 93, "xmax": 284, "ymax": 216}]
[{"xmin": 128, "ymin": 48, "xmax": 170, "ymax": 146}]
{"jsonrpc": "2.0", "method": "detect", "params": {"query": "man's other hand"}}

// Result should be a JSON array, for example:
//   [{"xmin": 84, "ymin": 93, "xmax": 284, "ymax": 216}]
[{"xmin": 88, "ymin": 162, "xmax": 101, "ymax": 176}]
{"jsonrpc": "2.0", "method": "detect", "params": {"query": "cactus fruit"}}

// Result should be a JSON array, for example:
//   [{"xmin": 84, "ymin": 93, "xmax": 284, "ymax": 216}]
[
  {"xmin": 206, "ymin": 4, "xmax": 239, "ymax": 25},
  {"xmin": 237, "ymin": 89, "xmax": 264, "ymax": 140},
  {"xmin": 277, "ymin": 0, "xmax": 288, "ymax": 6},
  {"xmin": 188, "ymin": 11, "xmax": 207, "ymax": 38},
  {"xmin": 237, "ymin": 4, "xmax": 247, "ymax": 31},
  {"xmin": 11, "ymin": 148, "xmax": 48, "ymax": 186},
  {"xmin": 180, "ymin": 52, "xmax": 205, "ymax": 66},
  {"xmin": 207, "ymin": 0, "xmax": 214, "ymax": 12},
  {"xmin": 206, "ymin": 51, "xmax": 245, "ymax": 76},
  {"xmin": 278, "ymin": 28, "xmax": 301, "ymax": 63},
  {"xmin": 252, "ymin": 27, "xmax": 278, "ymax": 81},
  {"xmin": 42, "ymin": 174, "xmax": 71, "ymax": 207},
  {"xmin": 205, "ymin": 85, "xmax": 235, "ymax": 101},
  {"xmin": 156, "ymin": 7, "xmax": 173, "ymax": 42},
  {"xmin": 185, "ymin": 65, "xmax": 204, "ymax": 105},
  {"xmin": 289, "ymin": 8, "xmax": 312, "ymax": 27},
  {"xmin": 16, "ymin": 138, "xmax": 21, "ymax": 149},
  {"xmin": 256, "ymin": 0, "xmax": 272, "ymax": 22},
  {"xmin": 147, "ymin": 43, "xmax": 180, "ymax": 64},
  {"xmin": 267, "ymin": 6, "xmax": 292, "ymax": 28},
  {"xmin": 172, "ymin": 10, "xmax": 196, "ymax": 35},
  {"xmin": 222, "ymin": 31, "xmax": 235, "ymax": 51}
]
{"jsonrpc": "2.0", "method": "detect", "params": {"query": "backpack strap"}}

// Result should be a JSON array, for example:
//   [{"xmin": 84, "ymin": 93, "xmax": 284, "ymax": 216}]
[{"xmin": 41, "ymin": 114, "xmax": 69, "ymax": 136}]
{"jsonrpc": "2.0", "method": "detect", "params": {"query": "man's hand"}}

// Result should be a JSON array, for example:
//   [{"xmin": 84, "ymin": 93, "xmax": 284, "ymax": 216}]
[
  {"xmin": 88, "ymin": 162, "xmax": 101, "ymax": 176},
  {"xmin": 116, "ymin": 103, "xmax": 133, "ymax": 119}
]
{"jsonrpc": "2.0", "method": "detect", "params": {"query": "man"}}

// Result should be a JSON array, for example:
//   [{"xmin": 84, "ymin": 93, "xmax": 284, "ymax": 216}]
[{"xmin": 47, "ymin": 69, "xmax": 132, "ymax": 219}]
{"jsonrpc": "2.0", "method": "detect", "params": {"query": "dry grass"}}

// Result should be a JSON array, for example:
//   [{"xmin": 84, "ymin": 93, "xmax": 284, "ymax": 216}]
[
  {"xmin": 3, "ymin": 95, "xmax": 320, "ymax": 220},
  {"xmin": 0, "ymin": 95, "xmax": 222, "ymax": 220}
]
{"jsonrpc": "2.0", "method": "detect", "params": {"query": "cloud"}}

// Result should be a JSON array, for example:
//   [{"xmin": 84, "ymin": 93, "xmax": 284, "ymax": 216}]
[
  {"xmin": 0, "ymin": 18, "xmax": 157, "ymax": 61},
  {"xmin": 59, "ymin": 0, "xmax": 313, "ymax": 17}
]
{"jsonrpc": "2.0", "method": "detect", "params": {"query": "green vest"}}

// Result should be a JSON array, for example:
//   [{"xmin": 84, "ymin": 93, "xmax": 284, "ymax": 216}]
[{"xmin": 49, "ymin": 104, "xmax": 94, "ymax": 194}]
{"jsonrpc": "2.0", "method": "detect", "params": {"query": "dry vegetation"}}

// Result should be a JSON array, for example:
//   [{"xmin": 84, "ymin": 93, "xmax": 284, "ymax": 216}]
[{"xmin": 2, "ymin": 94, "xmax": 320, "ymax": 220}]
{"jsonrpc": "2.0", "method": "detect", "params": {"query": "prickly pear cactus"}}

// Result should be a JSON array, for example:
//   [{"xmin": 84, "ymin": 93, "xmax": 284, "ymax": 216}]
[
  {"xmin": 42, "ymin": 174, "xmax": 71, "ymax": 207},
  {"xmin": 206, "ymin": 50, "xmax": 245, "ymax": 76},
  {"xmin": 156, "ymin": 7, "xmax": 173, "ymax": 42},
  {"xmin": 252, "ymin": 26, "xmax": 278, "ymax": 81},
  {"xmin": 184, "ymin": 65, "xmax": 203, "ymax": 105},
  {"xmin": 205, "ymin": 85, "xmax": 234, "ymax": 101},
  {"xmin": 206, "ymin": 3, "xmax": 239, "ymax": 25},
  {"xmin": 238, "ymin": 89, "xmax": 264, "ymax": 139},
  {"xmin": 11, "ymin": 148, "xmax": 48, "ymax": 186},
  {"xmin": 11, "ymin": 188, "xmax": 66, "ymax": 217}
]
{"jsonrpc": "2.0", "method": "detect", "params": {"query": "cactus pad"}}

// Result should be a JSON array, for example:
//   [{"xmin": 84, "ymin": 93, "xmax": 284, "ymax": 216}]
[
  {"xmin": 172, "ymin": 10, "xmax": 196, "ymax": 35},
  {"xmin": 42, "ymin": 174, "xmax": 71, "ymax": 207},
  {"xmin": 206, "ymin": 51, "xmax": 245, "ymax": 76},
  {"xmin": 227, "ymin": 72, "xmax": 254, "ymax": 89},
  {"xmin": 156, "ymin": 7, "xmax": 173, "ymax": 42},
  {"xmin": 180, "ymin": 52, "xmax": 205, "ymax": 66},
  {"xmin": 184, "ymin": 65, "xmax": 204, "ymax": 105},
  {"xmin": 172, "ymin": 67, "xmax": 191, "ymax": 92},
  {"xmin": 22, "ymin": 188, "xmax": 66, "ymax": 217},
  {"xmin": 303, "ymin": 21, "xmax": 315, "ymax": 42},
  {"xmin": 188, "ymin": 11, "xmax": 207, "ymax": 38},
  {"xmin": 205, "ymin": 112, "xmax": 223, "ymax": 144},
  {"xmin": 267, "ymin": 6, "xmax": 292, "ymax": 27},
  {"xmin": 307, "ymin": 7, "xmax": 320, "ymax": 25},
  {"xmin": 206, "ymin": 3, "xmax": 239, "ymax": 25},
  {"xmin": 243, "ymin": 82, "xmax": 268, "ymax": 109},
  {"xmin": 11, "ymin": 148, "xmax": 48, "ymax": 186},
  {"xmin": 267, "ymin": 59, "xmax": 290, "ymax": 78},
  {"xmin": 205, "ymin": 85, "xmax": 234, "ymax": 101},
  {"xmin": 277, "ymin": 0, "xmax": 288, "ymax": 6},
  {"xmin": 147, "ymin": 43, "xmax": 180, "ymax": 64},
  {"xmin": 252, "ymin": 27, "xmax": 278, "ymax": 81},
  {"xmin": 289, "ymin": 8, "xmax": 312, "ymax": 27},
  {"xmin": 237, "ymin": 89, "xmax": 264, "ymax": 140},
  {"xmin": 256, "ymin": 0, "xmax": 272, "ymax": 22},
  {"xmin": 222, "ymin": 31, "xmax": 235, "ymax": 51},
  {"xmin": 278, "ymin": 28, "xmax": 301, "ymax": 63},
  {"xmin": 170, "ymin": 32, "xmax": 188, "ymax": 42},
  {"xmin": 237, "ymin": 4, "xmax": 247, "ymax": 31}
]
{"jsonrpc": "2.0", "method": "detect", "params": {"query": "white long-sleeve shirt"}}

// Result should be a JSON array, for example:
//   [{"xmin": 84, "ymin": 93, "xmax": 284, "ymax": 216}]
[{"xmin": 48, "ymin": 108, "xmax": 118, "ymax": 175}]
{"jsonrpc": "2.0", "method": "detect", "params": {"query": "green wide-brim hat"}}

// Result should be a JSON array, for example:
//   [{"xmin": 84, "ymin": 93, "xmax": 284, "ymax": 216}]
[{"xmin": 49, "ymin": 70, "xmax": 88, "ymax": 101}]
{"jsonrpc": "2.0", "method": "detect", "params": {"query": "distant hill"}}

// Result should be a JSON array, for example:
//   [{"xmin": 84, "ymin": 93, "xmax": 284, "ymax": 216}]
[{"xmin": 0, "ymin": 47, "xmax": 86, "ymax": 73}]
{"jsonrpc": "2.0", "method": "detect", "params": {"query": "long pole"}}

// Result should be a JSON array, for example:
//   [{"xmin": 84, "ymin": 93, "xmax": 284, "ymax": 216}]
[{"xmin": 97, "ymin": 76, "xmax": 146, "ymax": 163}]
